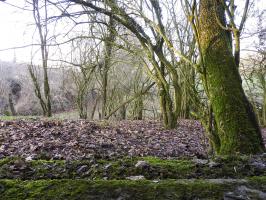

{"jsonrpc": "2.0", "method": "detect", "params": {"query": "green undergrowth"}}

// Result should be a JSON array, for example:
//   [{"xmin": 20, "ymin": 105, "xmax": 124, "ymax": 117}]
[
  {"xmin": 0, "ymin": 155, "xmax": 265, "ymax": 180},
  {"xmin": 0, "ymin": 111, "xmax": 78, "ymax": 121},
  {"xmin": 0, "ymin": 177, "xmax": 265, "ymax": 200},
  {"xmin": 0, "ymin": 115, "xmax": 38, "ymax": 121}
]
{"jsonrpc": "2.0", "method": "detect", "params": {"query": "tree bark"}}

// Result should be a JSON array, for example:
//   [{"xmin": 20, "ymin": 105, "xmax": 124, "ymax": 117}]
[
  {"xmin": 198, "ymin": 0, "xmax": 264, "ymax": 154},
  {"xmin": 8, "ymin": 93, "xmax": 16, "ymax": 116},
  {"xmin": 101, "ymin": 15, "xmax": 116, "ymax": 119}
]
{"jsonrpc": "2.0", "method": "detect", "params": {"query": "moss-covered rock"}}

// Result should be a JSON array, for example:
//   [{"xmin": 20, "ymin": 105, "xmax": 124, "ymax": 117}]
[
  {"xmin": 0, "ymin": 178, "xmax": 265, "ymax": 200},
  {"xmin": 0, "ymin": 155, "xmax": 265, "ymax": 180}
]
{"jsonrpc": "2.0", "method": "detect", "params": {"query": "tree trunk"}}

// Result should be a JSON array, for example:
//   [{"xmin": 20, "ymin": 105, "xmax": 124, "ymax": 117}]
[
  {"xmin": 101, "ymin": 15, "xmax": 116, "ymax": 119},
  {"xmin": 198, "ymin": 0, "xmax": 264, "ymax": 154},
  {"xmin": 119, "ymin": 104, "xmax": 126, "ymax": 120},
  {"xmin": 43, "ymin": 67, "xmax": 52, "ymax": 117},
  {"xmin": 133, "ymin": 96, "xmax": 143, "ymax": 120},
  {"xmin": 263, "ymin": 88, "xmax": 266, "ymax": 126},
  {"xmin": 8, "ymin": 93, "xmax": 16, "ymax": 116},
  {"xmin": 159, "ymin": 87, "xmax": 177, "ymax": 129}
]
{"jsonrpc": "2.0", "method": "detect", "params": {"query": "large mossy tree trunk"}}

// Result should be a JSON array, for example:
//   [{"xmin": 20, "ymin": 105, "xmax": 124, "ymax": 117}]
[{"xmin": 198, "ymin": 0, "xmax": 264, "ymax": 154}]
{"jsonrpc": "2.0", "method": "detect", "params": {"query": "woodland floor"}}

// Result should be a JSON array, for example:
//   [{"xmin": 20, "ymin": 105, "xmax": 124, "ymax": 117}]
[
  {"xmin": 0, "ymin": 119, "xmax": 266, "ymax": 199},
  {"xmin": 0, "ymin": 119, "xmax": 209, "ymax": 160},
  {"xmin": 0, "ymin": 119, "xmax": 265, "ymax": 160}
]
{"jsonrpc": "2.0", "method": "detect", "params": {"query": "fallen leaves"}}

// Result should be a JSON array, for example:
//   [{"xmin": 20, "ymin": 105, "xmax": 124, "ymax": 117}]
[{"xmin": 0, "ymin": 119, "xmax": 264, "ymax": 160}]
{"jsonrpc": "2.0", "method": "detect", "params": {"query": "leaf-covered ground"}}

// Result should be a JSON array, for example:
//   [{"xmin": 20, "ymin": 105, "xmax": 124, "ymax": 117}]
[
  {"xmin": 0, "ymin": 119, "xmax": 265, "ymax": 160},
  {"xmin": 1, "ymin": 119, "xmax": 266, "ymax": 199},
  {"xmin": 0, "ymin": 119, "xmax": 209, "ymax": 160}
]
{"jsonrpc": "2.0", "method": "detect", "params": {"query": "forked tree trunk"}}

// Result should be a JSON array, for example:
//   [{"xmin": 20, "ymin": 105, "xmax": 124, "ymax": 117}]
[{"xmin": 198, "ymin": 0, "xmax": 264, "ymax": 154}]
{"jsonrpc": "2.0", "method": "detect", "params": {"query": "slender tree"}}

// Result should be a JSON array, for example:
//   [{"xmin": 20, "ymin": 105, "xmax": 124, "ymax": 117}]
[
  {"xmin": 101, "ymin": 15, "xmax": 116, "ymax": 119},
  {"xmin": 29, "ymin": 0, "xmax": 52, "ymax": 117}
]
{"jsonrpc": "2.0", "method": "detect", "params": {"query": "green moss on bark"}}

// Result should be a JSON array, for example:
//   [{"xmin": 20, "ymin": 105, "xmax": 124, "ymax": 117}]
[{"xmin": 198, "ymin": 0, "xmax": 265, "ymax": 154}]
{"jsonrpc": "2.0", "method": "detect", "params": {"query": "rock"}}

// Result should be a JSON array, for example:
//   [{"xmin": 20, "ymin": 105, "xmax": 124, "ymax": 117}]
[
  {"xmin": 86, "ymin": 144, "xmax": 96, "ymax": 149},
  {"xmin": 0, "ymin": 153, "xmax": 5, "ymax": 159},
  {"xmin": 224, "ymin": 191, "xmax": 245, "ymax": 200},
  {"xmin": 82, "ymin": 154, "xmax": 94, "ymax": 160},
  {"xmin": 135, "ymin": 160, "xmax": 149, "ymax": 168},
  {"xmin": 126, "ymin": 175, "xmax": 145, "ymax": 181},
  {"xmin": 77, "ymin": 165, "xmax": 89, "ymax": 174},
  {"xmin": 208, "ymin": 161, "xmax": 220, "ymax": 168},
  {"xmin": 154, "ymin": 143, "xmax": 161, "ymax": 150},
  {"xmin": 250, "ymin": 161, "xmax": 266, "ymax": 170},
  {"xmin": 0, "ymin": 184, "xmax": 4, "ymax": 193},
  {"xmin": 193, "ymin": 158, "xmax": 208, "ymax": 165},
  {"xmin": 104, "ymin": 163, "xmax": 112, "ymax": 170},
  {"xmin": 25, "ymin": 156, "xmax": 33, "ymax": 161},
  {"xmin": 224, "ymin": 186, "xmax": 266, "ymax": 200},
  {"xmin": 53, "ymin": 153, "xmax": 63, "ymax": 160}
]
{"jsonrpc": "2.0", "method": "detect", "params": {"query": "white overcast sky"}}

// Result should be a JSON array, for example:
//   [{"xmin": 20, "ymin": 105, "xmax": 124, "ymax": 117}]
[
  {"xmin": 0, "ymin": 0, "xmax": 265, "ymax": 64},
  {"xmin": 0, "ymin": 1, "xmax": 34, "ymax": 62}
]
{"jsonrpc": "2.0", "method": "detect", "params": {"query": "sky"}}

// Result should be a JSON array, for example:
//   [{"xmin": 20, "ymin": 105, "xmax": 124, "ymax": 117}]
[
  {"xmin": 0, "ymin": 0, "xmax": 265, "ymax": 64},
  {"xmin": 0, "ymin": 1, "xmax": 34, "ymax": 63}
]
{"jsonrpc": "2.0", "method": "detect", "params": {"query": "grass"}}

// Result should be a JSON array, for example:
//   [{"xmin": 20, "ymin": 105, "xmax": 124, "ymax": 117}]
[{"xmin": 0, "ymin": 110, "xmax": 79, "ymax": 121}]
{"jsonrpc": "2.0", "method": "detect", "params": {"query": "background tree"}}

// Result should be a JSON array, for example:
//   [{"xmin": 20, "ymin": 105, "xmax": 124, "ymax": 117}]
[
  {"xmin": 69, "ymin": 39, "xmax": 97, "ymax": 119},
  {"xmin": 100, "ymin": 15, "xmax": 116, "ymax": 119},
  {"xmin": 28, "ymin": 0, "xmax": 52, "ymax": 117},
  {"xmin": 242, "ymin": 9, "xmax": 266, "ymax": 126}
]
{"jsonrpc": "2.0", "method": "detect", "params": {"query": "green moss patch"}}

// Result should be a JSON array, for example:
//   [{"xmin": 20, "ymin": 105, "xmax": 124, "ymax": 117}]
[
  {"xmin": 1, "ymin": 178, "xmax": 265, "ymax": 200},
  {"xmin": 0, "ymin": 155, "xmax": 265, "ymax": 180}
]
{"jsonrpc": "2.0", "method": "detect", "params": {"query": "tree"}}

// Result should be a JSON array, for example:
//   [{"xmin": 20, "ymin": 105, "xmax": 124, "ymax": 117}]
[
  {"xmin": 99, "ymin": 14, "xmax": 116, "ymax": 119},
  {"xmin": 28, "ymin": 0, "xmax": 52, "ymax": 117},
  {"xmin": 7, "ymin": 79, "xmax": 21, "ymax": 116},
  {"xmin": 242, "ymin": 10, "xmax": 266, "ymax": 126},
  {"xmin": 68, "ymin": 0, "xmax": 184, "ymax": 128},
  {"xmin": 54, "ymin": 1, "xmax": 265, "ymax": 154},
  {"xmin": 195, "ymin": 0, "xmax": 264, "ymax": 154},
  {"xmin": 60, "ymin": 38, "xmax": 98, "ymax": 119}
]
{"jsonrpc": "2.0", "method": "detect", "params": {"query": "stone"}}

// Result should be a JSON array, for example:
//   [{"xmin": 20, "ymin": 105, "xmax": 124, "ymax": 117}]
[
  {"xmin": 208, "ymin": 161, "xmax": 220, "ymax": 168},
  {"xmin": 104, "ymin": 163, "xmax": 112, "ymax": 170},
  {"xmin": 135, "ymin": 160, "xmax": 149, "ymax": 168},
  {"xmin": 126, "ymin": 175, "xmax": 145, "ymax": 181},
  {"xmin": 53, "ymin": 154, "xmax": 63, "ymax": 160},
  {"xmin": 224, "ymin": 186, "xmax": 266, "ymax": 200},
  {"xmin": 193, "ymin": 158, "xmax": 208, "ymax": 165},
  {"xmin": 25, "ymin": 156, "xmax": 33, "ymax": 161},
  {"xmin": 77, "ymin": 165, "xmax": 89, "ymax": 174},
  {"xmin": 250, "ymin": 161, "xmax": 266, "ymax": 170},
  {"xmin": 154, "ymin": 143, "xmax": 161, "ymax": 149}
]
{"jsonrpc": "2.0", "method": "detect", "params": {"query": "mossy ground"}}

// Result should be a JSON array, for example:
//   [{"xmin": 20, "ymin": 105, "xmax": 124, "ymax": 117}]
[
  {"xmin": 0, "ymin": 156, "xmax": 265, "ymax": 199},
  {"xmin": 1, "ymin": 178, "xmax": 265, "ymax": 200},
  {"xmin": 0, "ymin": 155, "xmax": 265, "ymax": 180}
]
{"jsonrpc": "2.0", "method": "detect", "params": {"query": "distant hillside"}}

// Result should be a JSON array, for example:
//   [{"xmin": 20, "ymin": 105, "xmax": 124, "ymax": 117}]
[
  {"xmin": 0, "ymin": 60, "xmax": 28, "ymax": 79},
  {"xmin": 0, "ymin": 60, "xmax": 75, "ymax": 115}
]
